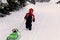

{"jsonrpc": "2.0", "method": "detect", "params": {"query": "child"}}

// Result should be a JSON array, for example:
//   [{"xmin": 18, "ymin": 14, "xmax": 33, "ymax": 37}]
[
  {"xmin": 24, "ymin": 8, "xmax": 35, "ymax": 30},
  {"xmin": 6, "ymin": 28, "xmax": 20, "ymax": 40}
]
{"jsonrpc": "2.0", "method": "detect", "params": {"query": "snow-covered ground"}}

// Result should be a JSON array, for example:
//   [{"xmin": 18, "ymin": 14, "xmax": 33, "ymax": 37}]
[{"xmin": 0, "ymin": 1, "xmax": 60, "ymax": 40}]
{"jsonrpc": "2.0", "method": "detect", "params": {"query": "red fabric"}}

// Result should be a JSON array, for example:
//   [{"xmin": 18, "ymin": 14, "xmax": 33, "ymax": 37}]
[{"xmin": 24, "ymin": 8, "xmax": 35, "ymax": 22}]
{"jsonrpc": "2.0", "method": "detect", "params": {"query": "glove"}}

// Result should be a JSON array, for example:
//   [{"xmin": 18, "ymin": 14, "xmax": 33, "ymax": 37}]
[
  {"xmin": 24, "ymin": 17, "xmax": 27, "ymax": 20},
  {"xmin": 33, "ymin": 18, "xmax": 35, "ymax": 22}
]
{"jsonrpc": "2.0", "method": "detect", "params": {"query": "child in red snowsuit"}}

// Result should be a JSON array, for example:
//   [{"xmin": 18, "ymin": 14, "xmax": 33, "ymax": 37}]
[{"xmin": 24, "ymin": 8, "xmax": 35, "ymax": 30}]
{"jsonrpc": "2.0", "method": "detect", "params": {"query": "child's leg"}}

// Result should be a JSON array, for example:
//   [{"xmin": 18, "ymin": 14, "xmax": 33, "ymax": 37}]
[
  {"xmin": 29, "ymin": 23, "xmax": 32, "ymax": 30},
  {"xmin": 26, "ymin": 23, "xmax": 29, "ymax": 29},
  {"xmin": 29, "ymin": 26, "xmax": 31, "ymax": 30},
  {"xmin": 26, "ymin": 25, "xmax": 28, "ymax": 29}
]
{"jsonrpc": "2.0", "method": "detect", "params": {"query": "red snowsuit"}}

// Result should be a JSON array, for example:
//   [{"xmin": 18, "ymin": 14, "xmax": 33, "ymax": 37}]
[{"xmin": 24, "ymin": 8, "xmax": 35, "ymax": 30}]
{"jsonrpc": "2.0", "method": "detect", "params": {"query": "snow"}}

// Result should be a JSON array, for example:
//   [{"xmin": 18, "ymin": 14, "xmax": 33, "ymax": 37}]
[{"xmin": 0, "ymin": 1, "xmax": 60, "ymax": 40}]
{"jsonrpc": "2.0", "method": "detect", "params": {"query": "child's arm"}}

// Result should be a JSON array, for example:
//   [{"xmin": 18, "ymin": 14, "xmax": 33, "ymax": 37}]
[
  {"xmin": 24, "ymin": 13, "xmax": 29, "ymax": 20},
  {"xmin": 32, "ymin": 14, "xmax": 35, "ymax": 22}
]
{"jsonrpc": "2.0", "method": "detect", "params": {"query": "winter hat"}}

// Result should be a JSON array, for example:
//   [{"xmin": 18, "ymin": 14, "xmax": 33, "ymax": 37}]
[
  {"xmin": 12, "ymin": 28, "xmax": 18, "ymax": 32},
  {"xmin": 29, "ymin": 8, "xmax": 34, "ymax": 12},
  {"xmin": 29, "ymin": 8, "xmax": 34, "ymax": 14}
]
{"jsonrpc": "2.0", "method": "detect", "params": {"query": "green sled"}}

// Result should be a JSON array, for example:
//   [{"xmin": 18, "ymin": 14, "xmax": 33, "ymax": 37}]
[{"xmin": 6, "ymin": 32, "xmax": 18, "ymax": 40}]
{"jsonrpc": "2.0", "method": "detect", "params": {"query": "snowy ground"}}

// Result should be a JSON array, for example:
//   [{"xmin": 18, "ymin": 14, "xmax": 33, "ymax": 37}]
[{"xmin": 0, "ymin": 1, "xmax": 60, "ymax": 40}]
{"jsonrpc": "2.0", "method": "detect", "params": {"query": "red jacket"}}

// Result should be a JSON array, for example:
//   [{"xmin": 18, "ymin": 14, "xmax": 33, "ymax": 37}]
[{"xmin": 24, "ymin": 8, "xmax": 35, "ymax": 22}]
